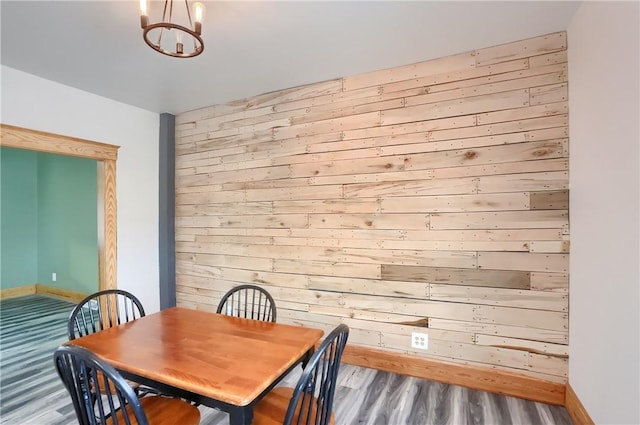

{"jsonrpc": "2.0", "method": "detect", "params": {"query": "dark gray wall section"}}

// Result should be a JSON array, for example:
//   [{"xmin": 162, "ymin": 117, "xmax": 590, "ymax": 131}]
[{"xmin": 159, "ymin": 113, "xmax": 176, "ymax": 309}]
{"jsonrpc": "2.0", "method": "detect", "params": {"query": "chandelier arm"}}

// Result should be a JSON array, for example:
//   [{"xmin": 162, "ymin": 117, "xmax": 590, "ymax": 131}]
[
  {"xmin": 184, "ymin": 0, "xmax": 194, "ymax": 29},
  {"xmin": 161, "ymin": 0, "xmax": 169, "ymax": 22},
  {"xmin": 157, "ymin": 26, "xmax": 164, "ymax": 47},
  {"xmin": 157, "ymin": 0, "xmax": 171, "ymax": 46}
]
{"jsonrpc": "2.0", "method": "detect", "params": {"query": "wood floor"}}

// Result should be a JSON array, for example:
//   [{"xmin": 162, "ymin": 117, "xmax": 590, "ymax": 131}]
[{"xmin": 0, "ymin": 295, "xmax": 572, "ymax": 425}]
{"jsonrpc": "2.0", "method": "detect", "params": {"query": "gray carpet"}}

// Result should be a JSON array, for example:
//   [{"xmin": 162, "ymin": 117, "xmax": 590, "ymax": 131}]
[{"xmin": 0, "ymin": 295, "xmax": 572, "ymax": 424}]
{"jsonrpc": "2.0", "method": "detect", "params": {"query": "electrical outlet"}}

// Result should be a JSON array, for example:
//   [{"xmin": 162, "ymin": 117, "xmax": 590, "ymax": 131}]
[
  {"xmin": 52, "ymin": 272, "xmax": 57, "ymax": 282},
  {"xmin": 88, "ymin": 300, "xmax": 99, "ymax": 310},
  {"xmin": 411, "ymin": 332, "xmax": 429, "ymax": 350}
]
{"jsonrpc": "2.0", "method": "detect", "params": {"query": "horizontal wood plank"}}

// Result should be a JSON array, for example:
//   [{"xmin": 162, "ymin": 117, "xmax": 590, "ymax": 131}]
[
  {"xmin": 475, "ymin": 32, "xmax": 567, "ymax": 67},
  {"xmin": 382, "ymin": 265, "xmax": 531, "ymax": 289}
]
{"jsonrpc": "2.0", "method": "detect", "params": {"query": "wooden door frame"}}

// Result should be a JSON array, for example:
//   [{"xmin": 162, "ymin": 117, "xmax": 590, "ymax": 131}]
[{"xmin": 0, "ymin": 124, "xmax": 119, "ymax": 292}]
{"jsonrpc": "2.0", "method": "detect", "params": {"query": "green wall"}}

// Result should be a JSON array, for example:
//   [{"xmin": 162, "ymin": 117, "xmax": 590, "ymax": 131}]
[
  {"xmin": 0, "ymin": 148, "xmax": 39, "ymax": 287},
  {"xmin": 0, "ymin": 147, "xmax": 98, "ymax": 293},
  {"xmin": 37, "ymin": 153, "xmax": 98, "ymax": 293}
]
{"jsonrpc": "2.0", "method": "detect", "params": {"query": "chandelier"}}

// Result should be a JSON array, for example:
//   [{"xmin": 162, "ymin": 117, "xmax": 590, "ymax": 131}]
[{"xmin": 139, "ymin": 0, "xmax": 205, "ymax": 58}]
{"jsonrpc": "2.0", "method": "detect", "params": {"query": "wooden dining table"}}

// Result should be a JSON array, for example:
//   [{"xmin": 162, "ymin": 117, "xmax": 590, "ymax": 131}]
[{"xmin": 67, "ymin": 306, "xmax": 324, "ymax": 425}]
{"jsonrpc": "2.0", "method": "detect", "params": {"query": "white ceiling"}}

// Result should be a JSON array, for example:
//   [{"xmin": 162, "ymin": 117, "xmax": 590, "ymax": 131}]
[{"xmin": 1, "ymin": 1, "xmax": 581, "ymax": 114}]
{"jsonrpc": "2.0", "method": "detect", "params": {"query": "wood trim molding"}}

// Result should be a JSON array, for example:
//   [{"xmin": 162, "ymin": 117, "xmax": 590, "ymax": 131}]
[
  {"xmin": 341, "ymin": 344, "xmax": 566, "ymax": 406},
  {"xmin": 0, "ymin": 124, "xmax": 118, "ymax": 161},
  {"xmin": 565, "ymin": 384, "xmax": 595, "ymax": 425},
  {"xmin": 0, "ymin": 284, "xmax": 88, "ymax": 303},
  {"xmin": 0, "ymin": 124, "xmax": 119, "ymax": 292},
  {"xmin": 0, "ymin": 285, "xmax": 37, "ymax": 299},
  {"xmin": 35, "ymin": 284, "xmax": 89, "ymax": 303},
  {"xmin": 98, "ymin": 159, "xmax": 118, "ymax": 291}
]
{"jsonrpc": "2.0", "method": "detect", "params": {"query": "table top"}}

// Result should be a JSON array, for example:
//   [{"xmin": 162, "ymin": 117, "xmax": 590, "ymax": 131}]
[{"xmin": 68, "ymin": 307, "xmax": 324, "ymax": 406}]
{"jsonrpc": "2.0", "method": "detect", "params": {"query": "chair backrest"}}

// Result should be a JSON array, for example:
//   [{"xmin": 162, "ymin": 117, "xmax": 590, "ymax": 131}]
[
  {"xmin": 216, "ymin": 284, "xmax": 277, "ymax": 322},
  {"xmin": 284, "ymin": 324, "xmax": 349, "ymax": 425},
  {"xmin": 53, "ymin": 344, "xmax": 149, "ymax": 425},
  {"xmin": 68, "ymin": 289, "xmax": 145, "ymax": 340}
]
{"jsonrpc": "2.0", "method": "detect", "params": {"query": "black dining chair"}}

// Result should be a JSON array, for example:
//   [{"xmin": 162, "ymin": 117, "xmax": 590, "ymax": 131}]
[
  {"xmin": 252, "ymin": 324, "xmax": 349, "ymax": 425},
  {"xmin": 67, "ymin": 289, "xmax": 155, "ymax": 398},
  {"xmin": 216, "ymin": 284, "xmax": 277, "ymax": 322},
  {"xmin": 53, "ymin": 345, "xmax": 200, "ymax": 425},
  {"xmin": 68, "ymin": 289, "xmax": 145, "ymax": 340}
]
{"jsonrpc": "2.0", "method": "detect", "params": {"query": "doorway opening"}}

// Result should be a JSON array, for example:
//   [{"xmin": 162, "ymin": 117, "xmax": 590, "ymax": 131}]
[{"xmin": 1, "ymin": 124, "xmax": 119, "ymax": 294}]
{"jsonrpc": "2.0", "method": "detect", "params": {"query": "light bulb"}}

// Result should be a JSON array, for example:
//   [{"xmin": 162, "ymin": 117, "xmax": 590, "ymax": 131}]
[
  {"xmin": 193, "ymin": 2, "xmax": 205, "ymax": 22},
  {"xmin": 139, "ymin": 0, "xmax": 149, "ymax": 28},
  {"xmin": 176, "ymin": 31, "xmax": 184, "ymax": 55},
  {"xmin": 193, "ymin": 2, "xmax": 204, "ymax": 34},
  {"xmin": 139, "ymin": 0, "xmax": 149, "ymax": 15}
]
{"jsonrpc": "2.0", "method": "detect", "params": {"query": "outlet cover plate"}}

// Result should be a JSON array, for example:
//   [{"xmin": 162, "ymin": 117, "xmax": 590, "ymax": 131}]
[{"xmin": 411, "ymin": 332, "xmax": 429, "ymax": 350}]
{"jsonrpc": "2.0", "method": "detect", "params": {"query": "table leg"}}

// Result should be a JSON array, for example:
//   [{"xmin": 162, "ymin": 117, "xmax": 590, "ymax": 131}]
[
  {"xmin": 301, "ymin": 347, "xmax": 315, "ymax": 369},
  {"xmin": 229, "ymin": 406, "xmax": 253, "ymax": 425}
]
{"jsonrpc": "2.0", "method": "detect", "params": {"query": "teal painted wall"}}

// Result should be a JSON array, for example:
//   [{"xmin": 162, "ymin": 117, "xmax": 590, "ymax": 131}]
[
  {"xmin": 0, "ymin": 148, "xmax": 39, "ymax": 288},
  {"xmin": 0, "ymin": 147, "xmax": 98, "ymax": 293},
  {"xmin": 37, "ymin": 154, "xmax": 98, "ymax": 293}
]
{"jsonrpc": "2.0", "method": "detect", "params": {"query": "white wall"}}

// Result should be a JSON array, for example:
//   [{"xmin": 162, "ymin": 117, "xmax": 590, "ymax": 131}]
[
  {"xmin": 1, "ymin": 66, "xmax": 161, "ymax": 313},
  {"xmin": 568, "ymin": 2, "xmax": 639, "ymax": 424}
]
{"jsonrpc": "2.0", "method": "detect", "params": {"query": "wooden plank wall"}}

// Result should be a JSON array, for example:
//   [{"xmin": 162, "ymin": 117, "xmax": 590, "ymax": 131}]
[{"xmin": 174, "ymin": 32, "xmax": 569, "ymax": 383}]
